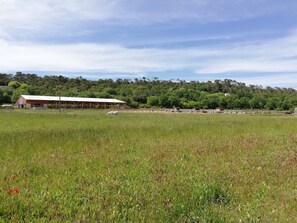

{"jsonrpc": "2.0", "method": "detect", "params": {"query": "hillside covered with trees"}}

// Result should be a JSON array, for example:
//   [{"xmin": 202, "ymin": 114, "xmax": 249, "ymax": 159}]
[{"xmin": 1, "ymin": 72, "xmax": 297, "ymax": 111}]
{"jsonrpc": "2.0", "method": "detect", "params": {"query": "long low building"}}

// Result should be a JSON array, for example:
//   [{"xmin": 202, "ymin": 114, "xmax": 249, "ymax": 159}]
[{"xmin": 16, "ymin": 95, "xmax": 125, "ymax": 109}]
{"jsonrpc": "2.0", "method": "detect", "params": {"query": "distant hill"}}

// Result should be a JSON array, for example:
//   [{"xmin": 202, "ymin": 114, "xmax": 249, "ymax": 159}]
[{"xmin": 1, "ymin": 72, "xmax": 297, "ymax": 110}]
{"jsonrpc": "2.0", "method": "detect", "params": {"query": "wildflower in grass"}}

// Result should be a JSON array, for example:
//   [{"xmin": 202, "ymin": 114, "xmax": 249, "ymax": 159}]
[{"xmin": 7, "ymin": 188, "xmax": 19, "ymax": 195}]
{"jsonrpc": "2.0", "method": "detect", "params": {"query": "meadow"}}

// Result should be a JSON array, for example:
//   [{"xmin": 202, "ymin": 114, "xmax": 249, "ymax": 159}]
[{"xmin": 0, "ymin": 109, "xmax": 296, "ymax": 222}]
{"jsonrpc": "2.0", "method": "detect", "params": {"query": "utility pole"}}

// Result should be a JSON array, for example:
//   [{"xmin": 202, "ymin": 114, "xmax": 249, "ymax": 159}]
[{"xmin": 59, "ymin": 87, "xmax": 61, "ymax": 113}]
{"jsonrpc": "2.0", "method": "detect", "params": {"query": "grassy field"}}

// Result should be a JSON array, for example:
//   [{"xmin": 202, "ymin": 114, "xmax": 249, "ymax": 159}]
[{"xmin": 0, "ymin": 110, "xmax": 296, "ymax": 222}]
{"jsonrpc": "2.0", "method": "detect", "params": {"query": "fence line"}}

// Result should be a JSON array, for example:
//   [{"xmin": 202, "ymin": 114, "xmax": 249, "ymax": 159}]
[{"xmin": 122, "ymin": 108, "xmax": 293, "ymax": 115}]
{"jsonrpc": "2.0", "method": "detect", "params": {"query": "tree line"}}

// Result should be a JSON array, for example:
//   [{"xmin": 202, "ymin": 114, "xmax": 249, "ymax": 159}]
[{"xmin": 1, "ymin": 72, "xmax": 297, "ymax": 111}]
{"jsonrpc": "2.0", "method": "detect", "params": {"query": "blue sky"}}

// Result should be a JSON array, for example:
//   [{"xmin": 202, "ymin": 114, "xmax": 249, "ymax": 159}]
[{"xmin": 1, "ymin": 0, "xmax": 297, "ymax": 87}]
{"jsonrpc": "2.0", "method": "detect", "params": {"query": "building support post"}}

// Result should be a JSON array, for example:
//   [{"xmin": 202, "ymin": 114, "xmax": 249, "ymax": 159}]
[{"xmin": 59, "ymin": 91, "xmax": 61, "ymax": 113}]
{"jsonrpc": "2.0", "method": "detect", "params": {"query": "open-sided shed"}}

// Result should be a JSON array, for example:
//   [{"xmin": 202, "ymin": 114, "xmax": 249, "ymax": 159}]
[{"xmin": 15, "ymin": 95, "xmax": 125, "ymax": 109}]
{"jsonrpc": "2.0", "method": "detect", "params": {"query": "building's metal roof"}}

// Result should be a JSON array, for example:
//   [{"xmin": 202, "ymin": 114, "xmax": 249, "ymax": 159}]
[{"xmin": 21, "ymin": 95, "xmax": 125, "ymax": 104}]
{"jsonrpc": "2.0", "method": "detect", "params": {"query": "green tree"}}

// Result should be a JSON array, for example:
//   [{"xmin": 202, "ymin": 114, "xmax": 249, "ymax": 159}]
[
  {"xmin": 249, "ymin": 97, "xmax": 266, "ymax": 109},
  {"xmin": 168, "ymin": 95, "xmax": 181, "ymax": 108},
  {"xmin": 206, "ymin": 94, "xmax": 220, "ymax": 109},
  {"xmin": 8, "ymin": 81, "xmax": 21, "ymax": 89},
  {"xmin": 147, "ymin": 96, "xmax": 159, "ymax": 107},
  {"xmin": 159, "ymin": 95, "xmax": 170, "ymax": 108},
  {"xmin": 11, "ymin": 88, "xmax": 29, "ymax": 102},
  {"xmin": 265, "ymin": 98, "xmax": 280, "ymax": 110}
]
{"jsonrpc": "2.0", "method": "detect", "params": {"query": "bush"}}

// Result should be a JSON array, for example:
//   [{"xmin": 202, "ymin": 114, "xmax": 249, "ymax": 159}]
[{"xmin": 147, "ymin": 96, "xmax": 159, "ymax": 107}]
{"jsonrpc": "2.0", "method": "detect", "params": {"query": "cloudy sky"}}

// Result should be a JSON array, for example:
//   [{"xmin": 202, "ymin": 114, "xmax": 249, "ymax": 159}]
[{"xmin": 1, "ymin": 0, "xmax": 297, "ymax": 87}]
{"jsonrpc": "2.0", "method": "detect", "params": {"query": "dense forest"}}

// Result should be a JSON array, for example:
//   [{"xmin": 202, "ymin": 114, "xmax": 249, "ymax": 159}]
[{"xmin": 1, "ymin": 72, "xmax": 297, "ymax": 111}]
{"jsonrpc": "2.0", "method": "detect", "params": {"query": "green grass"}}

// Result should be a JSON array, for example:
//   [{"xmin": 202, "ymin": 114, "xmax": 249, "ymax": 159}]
[{"xmin": 0, "ymin": 109, "xmax": 296, "ymax": 222}]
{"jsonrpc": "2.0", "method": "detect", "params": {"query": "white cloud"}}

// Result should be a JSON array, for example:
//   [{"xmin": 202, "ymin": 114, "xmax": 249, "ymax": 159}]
[
  {"xmin": 196, "ymin": 60, "xmax": 297, "ymax": 74},
  {"xmin": 236, "ymin": 74, "xmax": 297, "ymax": 86},
  {"xmin": 1, "ymin": 30, "xmax": 297, "ymax": 77},
  {"xmin": 0, "ymin": 40, "xmax": 210, "ymax": 72},
  {"xmin": 0, "ymin": 0, "xmax": 296, "ymax": 40},
  {"xmin": 0, "ymin": 0, "xmax": 120, "ymax": 41},
  {"xmin": 0, "ymin": 0, "xmax": 297, "ymax": 87}
]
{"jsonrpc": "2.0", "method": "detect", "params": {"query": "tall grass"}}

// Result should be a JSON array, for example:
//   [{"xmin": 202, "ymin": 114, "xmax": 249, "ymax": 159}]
[{"xmin": 0, "ymin": 110, "xmax": 296, "ymax": 222}]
